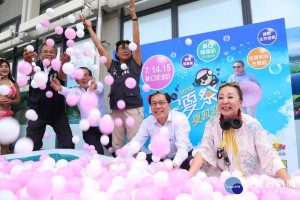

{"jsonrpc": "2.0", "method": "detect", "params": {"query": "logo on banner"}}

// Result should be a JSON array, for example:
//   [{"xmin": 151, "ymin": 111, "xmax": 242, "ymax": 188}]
[
  {"xmin": 258, "ymin": 28, "xmax": 277, "ymax": 45},
  {"xmin": 197, "ymin": 39, "xmax": 220, "ymax": 62},
  {"xmin": 224, "ymin": 177, "xmax": 243, "ymax": 194},
  {"xmin": 273, "ymin": 139, "xmax": 286, "ymax": 156},
  {"xmin": 247, "ymin": 47, "xmax": 271, "ymax": 69}
]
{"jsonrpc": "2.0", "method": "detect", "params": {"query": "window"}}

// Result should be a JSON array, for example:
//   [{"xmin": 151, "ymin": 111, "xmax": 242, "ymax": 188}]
[
  {"xmin": 123, "ymin": 9, "xmax": 172, "ymax": 45},
  {"xmin": 251, "ymin": 0, "xmax": 300, "ymax": 29},
  {"xmin": 178, "ymin": 0, "xmax": 243, "ymax": 37}
]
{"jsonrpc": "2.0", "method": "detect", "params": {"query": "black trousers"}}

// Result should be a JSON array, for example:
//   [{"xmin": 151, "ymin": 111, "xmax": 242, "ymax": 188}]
[
  {"xmin": 146, "ymin": 150, "xmax": 193, "ymax": 170},
  {"xmin": 83, "ymin": 126, "xmax": 114, "ymax": 156},
  {"xmin": 26, "ymin": 113, "xmax": 74, "ymax": 151}
]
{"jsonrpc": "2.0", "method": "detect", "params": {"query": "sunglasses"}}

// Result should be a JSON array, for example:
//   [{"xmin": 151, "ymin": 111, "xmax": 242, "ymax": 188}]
[
  {"xmin": 149, "ymin": 89, "xmax": 167, "ymax": 95},
  {"xmin": 233, "ymin": 65, "xmax": 242, "ymax": 69},
  {"xmin": 219, "ymin": 81, "xmax": 239, "ymax": 88}
]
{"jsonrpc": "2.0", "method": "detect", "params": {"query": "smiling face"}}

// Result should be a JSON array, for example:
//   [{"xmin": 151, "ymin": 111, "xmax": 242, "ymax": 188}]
[
  {"xmin": 0, "ymin": 61, "xmax": 10, "ymax": 77},
  {"xmin": 115, "ymin": 43, "xmax": 132, "ymax": 63},
  {"xmin": 233, "ymin": 61, "xmax": 245, "ymax": 75},
  {"xmin": 75, "ymin": 68, "xmax": 93, "ymax": 90},
  {"xmin": 217, "ymin": 86, "xmax": 243, "ymax": 120},
  {"xmin": 39, "ymin": 45, "xmax": 56, "ymax": 63},
  {"xmin": 150, "ymin": 93, "xmax": 171, "ymax": 125}
]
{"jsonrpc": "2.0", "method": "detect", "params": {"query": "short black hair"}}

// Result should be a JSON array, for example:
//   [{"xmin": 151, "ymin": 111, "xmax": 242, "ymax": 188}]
[
  {"xmin": 79, "ymin": 67, "xmax": 92, "ymax": 76},
  {"xmin": 149, "ymin": 91, "xmax": 171, "ymax": 105},
  {"xmin": 234, "ymin": 60, "xmax": 245, "ymax": 67},
  {"xmin": 217, "ymin": 82, "xmax": 243, "ymax": 101},
  {"xmin": 38, "ymin": 41, "xmax": 58, "ymax": 54},
  {"xmin": 115, "ymin": 40, "xmax": 131, "ymax": 61}
]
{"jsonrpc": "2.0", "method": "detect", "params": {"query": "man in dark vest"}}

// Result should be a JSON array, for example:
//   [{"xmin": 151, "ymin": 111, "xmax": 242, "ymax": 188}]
[{"xmin": 23, "ymin": 42, "xmax": 74, "ymax": 150}]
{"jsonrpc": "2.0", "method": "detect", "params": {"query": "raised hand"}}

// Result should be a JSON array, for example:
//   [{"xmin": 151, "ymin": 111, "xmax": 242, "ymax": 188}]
[
  {"xmin": 23, "ymin": 48, "xmax": 37, "ymax": 63},
  {"xmin": 89, "ymin": 80, "xmax": 97, "ymax": 92},
  {"xmin": 126, "ymin": 0, "xmax": 137, "ymax": 18},
  {"xmin": 50, "ymin": 78, "xmax": 62, "ymax": 91},
  {"xmin": 79, "ymin": 14, "xmax": 92, "ymax": 28},
  {"xmin": 61, "ymin": 52, "xmax": 71, "ymax": 65}
]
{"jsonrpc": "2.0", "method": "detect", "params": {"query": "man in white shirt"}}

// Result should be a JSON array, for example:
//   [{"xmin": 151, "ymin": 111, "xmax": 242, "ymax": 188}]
[
  {"xmin": 118, "ymin": 90, "xmax": 193, "ymax": 170},
  {"xmin": 51, "ymin": 67, "xmax": 113, "ymax": 156}
]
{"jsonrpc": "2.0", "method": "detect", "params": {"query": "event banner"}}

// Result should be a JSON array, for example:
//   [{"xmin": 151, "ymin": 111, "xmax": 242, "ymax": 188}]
[{"xmin": 140, "ymin": 18, "xmax": 299, "ymax": 173}]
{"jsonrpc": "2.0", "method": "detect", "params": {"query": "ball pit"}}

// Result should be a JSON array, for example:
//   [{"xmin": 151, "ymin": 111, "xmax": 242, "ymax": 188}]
[{"xmin": 1, "ymin": 148, "xmax": 299, "ymax": 200}]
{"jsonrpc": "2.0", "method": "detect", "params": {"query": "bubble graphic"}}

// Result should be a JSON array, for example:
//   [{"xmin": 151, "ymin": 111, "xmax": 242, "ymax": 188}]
[
  {"xmin": 240, "ymin": 44, "xmax": 244, "ymax": 47},
  {"xmin": 231, "ymin": 46, "xmax": 236, "ymax": 50},
  {"xmin": 227, "ymin": 56, "xmax": 233, "ymax": 62},
  {"xmin": 273, "ymin": 100, "xmax": 277, "ymax": 103},
  {"xmin": 274, "ymin": 91, "xmax": 280, "ymax": 96},
  {"xmin": 269, "ymin": 63, "xmax": 282, "ymax": 75},
  {"xmin": 224, "ymin": 51, "xmax": 228, "ymax": 56},
  {"xmin": 223, "ymin": 35, "xmax": 230, "ymax": 42},
  {"xmin": 170, "ymin": 52, "xmax": 176, "ymax": 58}
]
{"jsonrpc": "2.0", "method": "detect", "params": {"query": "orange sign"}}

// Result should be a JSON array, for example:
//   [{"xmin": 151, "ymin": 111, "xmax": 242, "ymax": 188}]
[{"xmin": 247, "ymin": 47, "xmax": 271, "ymax": 69}]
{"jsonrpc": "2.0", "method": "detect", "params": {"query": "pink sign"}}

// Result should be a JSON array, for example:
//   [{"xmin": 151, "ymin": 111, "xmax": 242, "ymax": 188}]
[{"xmin": 142, "ymin": 55, "xmax": 174, "ymax": 90}]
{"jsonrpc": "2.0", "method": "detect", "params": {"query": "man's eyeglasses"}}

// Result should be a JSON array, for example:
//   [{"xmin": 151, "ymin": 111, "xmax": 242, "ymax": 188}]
[
  {"xmin": 233, "ymin": 65, "xmax": 242, "ymax": 69},
  {"xmin": 118, "ymin": 47, "xmax": 130, "ymax": 52},
  {"xmin": 150, "ymin": 101, "xmax": 168, "ymax": 107},
  {"xmin": 149, "ymin": 89, "xmax": 167, "ymax": 95},
  {"xmin": 42, "ymin": 50, "xmax": 56, "ymax": 54}
]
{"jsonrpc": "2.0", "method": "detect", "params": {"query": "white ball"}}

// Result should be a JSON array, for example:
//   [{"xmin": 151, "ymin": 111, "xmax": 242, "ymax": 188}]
[
  {"xmin": 33, "ymin": 66, "xmax": 41, "ymax": 72},
  {"xmin": 10, "ymin": 165, "xmax": 25, "ymax": 180},
  {"xmin": 175, "ymin": 194, "xmax": 194, "ymax": 200},
  {"xmin": 43, "ymin": 157, "xmax": 56, "ymax": 166},
  {"xmin": 0, "ymin": 85, "xmax": 10, "ymax": 95},
  {"xmin": 129, "ymin": 42, "xmax": 137, "ymax": 51},
  {"xmin": 67, "ymin": 14, "xmax": 76, "ymax": 23},
  {"xmin": 92, "ymin": 64, "xmax": 99, "ymax": 72},
  {"xmin": 76, "ymin": 23, "xmax": 84, "ymax": 30},
  {"xmin": 46, "ymin": 8, "xmax": 55, "ymax": 17},
  {"xmin": 185, "ymin": 38, "xmax": 192, "ymax": 46},
  {"xmin": 72, "ymin": 136, "xmax": 80, "ymax": 144},
  {"xmin": 26, "ymin": 45, "xmax": 34, "ymax": 52},
  {"xmin": 121, "ymin": 63, "xmax": 127, "ymax": 70},
  {"xmin": 51, "ymin": 175, "xmax": 67, "ymax": 195},
  {"xmin": 76, "ymin": 29, "xmax": 85, "ymax": 38},
  {"xmin": 33, "ymin": 71, "xmax": 48, "ymax": 85},
  {"xmin": 66, "ymin": 47, "xmax": 74, "ymax": 56},
  {"xmin": 25, "ymin": 109, "xmax": 38, "ymax": 121},
  {"xmin": 153, "ymin": 171, "xmax": 169, "ymax": 188},
  {"xmin": 30, "ymin": 79, "xmax": 39, "ymax": 88},
  {"xmin": 0, "ymin": 117, "xmax": 20, "ymax": 145},
  {"xmin": 129, "ymin": 141, "xmax": 141, "ymax": 154},
  {"xmin": 83, "ymin": 42, "xmax": 93, "ymax": 52},
  {"xmin": 62, "ymin": 62, "xmax": 75, "ymax": 75},
  {"xmin": 91, "ymin": 191, "xmax": 109, "ymax": 200},
  {"xmin": 55, "ymin": 159, "xmax": 68, "ymax": 169},
  {"xmin": 0, "ymin": 190, "xmax": 18, "ymax": 200},
  {"xmin": 36, "ymin": 24, "xmax": 44, "ymax": 32},
  {"xmin": 152, "ymin": 155, "xmax": 160, "ymax": 162},
  {"xmin": 100, "ymin": 135, "xmax": 109, "ymax": 146},
  {"xmin": 163, "ymin": 159, "xmax": 173, "ymax": 171},
  {"xmin": 89, "ymin": 109, "xmax": 101, "ymax": 120},
  {"xmin": 14, "ymin": 137, "xmax": 34, "ymax": 156},
  {"xmin": 79, "ymin": 119, "xmax": 90, "ymax": 131},
  {"xmin": 232, "ymin": 170, "xmax": 243, "ymax": 178},
  {"xmin": 74, "ymin": 48, "xmax": 81, "ymax": 56},
  {"xmin": 136, "ymin": 152, "xmax": 146, "ymax": 161}
]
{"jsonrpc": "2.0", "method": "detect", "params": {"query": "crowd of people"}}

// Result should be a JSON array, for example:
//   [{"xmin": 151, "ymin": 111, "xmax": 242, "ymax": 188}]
[{"xmin": 0, "ymin": 0, "xmax": 291, "ymax": 186}]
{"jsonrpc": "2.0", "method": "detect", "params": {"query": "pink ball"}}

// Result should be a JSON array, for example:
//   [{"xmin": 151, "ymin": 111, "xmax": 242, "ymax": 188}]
[
  {"xmin": 64, "ymin": 28, "xmax": 76, "ymax": 40},
  {"xmin": 137, "ymin": 176, "xmax": 154, "ymax": 189},
  {"xmin": 43, "ymin": 58, "xmax": 50, "ymax": 67},
  {"xmin": 142, "ymin": 84, "xmax": 151, "ymax": 92},
  {"xmin": 150, "ymin": 134, "xmax": 170, "ymax": 157},
  {"xmin": 41, "ymin": 19, "xmax": 50, "ymax": 28},
  {"xmin": 162, "ymin": 186, "xmax": 181, "ymax": 200},
  {"xmin": 39, "ymin": 84, "xmax": 46, "ymax": 90},
  {"xmin": 90, "ymin": 150, "xmax": 97, "ymax": 155},
  {"xmin": 169, "ymin": 169, "xmax": 189, "ymax": 187},
  {"xmin": 83, "ymin": 143, "xmax": 89, "ymax": 150},
  {"xmin": 117, "ymin": 100, "xmax": 126, "ymax": 109},
  {"xmin": 17, "ymin": 76, "xmax": 28, "ymax": 87},
  {"xmin": 39, "ymin": 154, "xmax": 50, "ymax": 161},
  {"xmin": 125, "ymin": 77, "xmax": 136, "ymax": 89},
  {"xmin": 80, "ymin": 93, "xmax": 98, "ymax": 111},
  {"xmin": 74, "ymin": 68, "xmax": 84, "ymax": 80},
  {"xmin": 43, "ymin": 132, "xmax": 51, "ymax": 139},
  {"xmin": 99, "ymin": 115, "xmax": 115, "ymax": 135},
  {"xmin": 18, "ymin": 169, "xmax": 34, "ymax": 186},
  {"xmin": 99, "ymin": 56, "xmax": 107, "ymax": 64},
  {"xmin": 27, "ymin": 176, "xmax": 52, "ymax": 198},
  {"xmin": 101, "ymin": 159, "xmax": 111, "ymax": 167},
  {"xmin": 56, "ymin": 167, "xmax": 74, "ymax": 180},
  {"xmin": 98, "ymin": 177, "xmax": 111, "ymax": 192},
  {"xmin": 0, "ymin": 178, "xmax": 11, "ymax": 191},
  {"xmin": 46, "ymin": 91, "xmax": 53, "ymax": 98},
  {"xmin": 66, "ymin": 177, "xmax": 83, "ymax": 194},
  {"xmin": 104, "ymin": 75, "xmax": 114, "ymax": 85},
  {"xmin": 115, "ymin": 118, "xmax": 123, "ymax": 126},
  {"xmin": 67, "ymin": 39, "xmax": 75, "ymax": 47},
  {"xmin": 112, "ymin": 189, "xmax": 132, "ymax": 200},
  {"xmin": 68, "ymin": 160, "xmax": 83, "ymax": 177},
  {"xmin": 51, "ymin": 58, "xmax": 61, "ymax": 71},
  {"xmin": 17, "ymin": 61, "xmax": 32, "ymax": 75},
  {"xmin": 153, "ymin": 162, "xmax": 167, "ymax": 172},
  {"xmin": 89, "ymin": 145, "xmax": 95, "ymax": 151},
  {"xmin": 46, "ymin": 38, "xmax": 55, "ymax": 47},
  {"xmin": 119, "ymin": 148, "xmax": 128, "ymax": 157},
  {"xmin": 70, "ymin": 74, "xmax": 75, "ymax": 80},
  {"xmin": 108, "ymin": 147, "xmax": 114, "ymax": 153},
  {"xmin": 126, "ymin": 116, "xmax": 135, "ymax": 127},
  {"xmin": 55, "ymin": 26, "xmax": 63, "ymax": 35}
]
